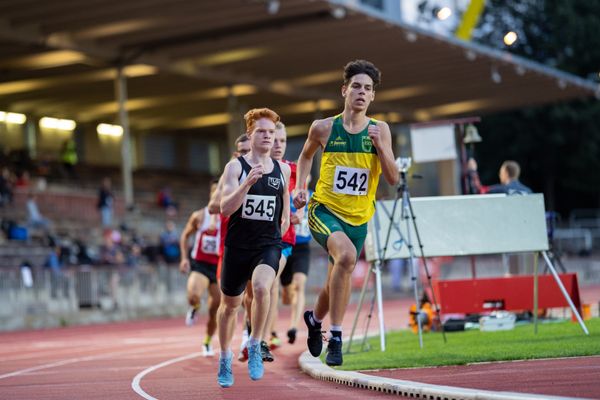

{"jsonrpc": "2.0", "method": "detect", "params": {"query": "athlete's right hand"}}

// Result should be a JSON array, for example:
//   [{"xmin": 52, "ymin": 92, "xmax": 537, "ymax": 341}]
[
  {"xmin": 179, "ymin": 259, "xmax": 190, "ymax": 274},
  {"xmin": 246, "ymin": 164, "xmax": 264, "ymax": 186},
  {"xmin": 293, "ymin": 189, "xmax": 307, "ymax": 209}
]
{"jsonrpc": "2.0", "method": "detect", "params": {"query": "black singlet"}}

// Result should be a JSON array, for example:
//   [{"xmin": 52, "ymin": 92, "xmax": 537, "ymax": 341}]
[{"xmin": 225, "ymin": 156, "xmax": 285, "ymax": 249}]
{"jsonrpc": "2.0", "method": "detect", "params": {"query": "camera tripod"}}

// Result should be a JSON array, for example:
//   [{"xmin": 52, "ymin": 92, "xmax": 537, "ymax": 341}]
[{"xmin": 347, "ymin": 158, "xmax": 446, "ymax": 353}]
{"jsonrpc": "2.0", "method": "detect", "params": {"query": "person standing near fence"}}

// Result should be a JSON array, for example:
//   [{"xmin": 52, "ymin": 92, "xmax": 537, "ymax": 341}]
[
  {"xmin": 467, "ymin": 159, "xmax": 532, "ymax": 195},
  {"xmin": 97, "ymin": 177, "xmax": 114, "ymax": 228}
]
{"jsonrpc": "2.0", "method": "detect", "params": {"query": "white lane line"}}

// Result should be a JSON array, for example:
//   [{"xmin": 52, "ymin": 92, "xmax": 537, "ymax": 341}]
[
  {"xmin": 0, "ymin": 342, "xmax": 190, "ymax": 380},
  {"xmin": 131, "ymin": 352, "xmax": 202, "ymax": 400},
  {"xmin": 0, "ymin": 337, "xmax": 186, "ymax": 363}
]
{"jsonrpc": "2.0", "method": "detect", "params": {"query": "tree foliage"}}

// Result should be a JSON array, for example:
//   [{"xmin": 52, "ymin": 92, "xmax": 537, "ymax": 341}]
[{"xmin": 468, "ymin": 0, "xmax": 600, "ymax": 215}]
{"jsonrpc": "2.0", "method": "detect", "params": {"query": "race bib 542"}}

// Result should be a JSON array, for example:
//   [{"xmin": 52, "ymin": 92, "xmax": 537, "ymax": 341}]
[{"xmin": 333, "ymin": 166, "xmax": 369, "ymax": 196}]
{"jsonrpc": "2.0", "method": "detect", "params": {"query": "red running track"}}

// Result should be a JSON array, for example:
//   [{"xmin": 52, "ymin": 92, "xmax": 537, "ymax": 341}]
[
  {"xmin": 1, "ymin": 286, "xmax": 599, "ymax": 400},
  {"xmin": 0, "ymin": 303, "xmax": 409, "ymax": 400}
]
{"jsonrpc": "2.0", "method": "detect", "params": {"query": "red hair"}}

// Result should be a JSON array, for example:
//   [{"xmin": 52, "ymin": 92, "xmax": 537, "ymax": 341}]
[{"xmin": 244, "ymin": 108, "xmax": 280, "ymax": 133}]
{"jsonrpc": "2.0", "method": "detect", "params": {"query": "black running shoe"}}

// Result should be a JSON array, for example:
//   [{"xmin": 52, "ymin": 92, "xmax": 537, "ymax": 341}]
[
  {"xmin": 325, "ymin": 336, "xmax": 343, "ymax": 366},
  {"xmin": 304, "ymin": 310, "xmax": 323, "ymax": 357},
  {"xmin": 260, "ymin": 340, "xmax": 274, "ymax": 362},
  {"xmin": 287, "ymin": 328, "xmax": 297, "ymax": 344}
]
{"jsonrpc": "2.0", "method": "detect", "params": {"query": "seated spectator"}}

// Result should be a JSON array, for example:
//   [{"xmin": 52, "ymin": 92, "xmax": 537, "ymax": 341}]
[
  {"xmin": 0, "ymin": 167, "xmax": 14, "ymax": 207},
  {"xmin": 26, "ymin": 192, "xmax": 51, "ymax": 230},
  {"xmin": 14, "ymin": 171, "xmax": 30, "ymax": 188},
  {"xmin": 74, "ymin": 238, "xmax": 95, "ymax": 265},
  {"xmin": 157, "ymin": 186, "xmax": 178, "ymax": 216},
  {"xmin": 100, "ymin": 230, "xmax": 125, "ymax": 265},
  {"xmin": 160, "ymin": 220, "xmax": 180, "ymax": 263}
]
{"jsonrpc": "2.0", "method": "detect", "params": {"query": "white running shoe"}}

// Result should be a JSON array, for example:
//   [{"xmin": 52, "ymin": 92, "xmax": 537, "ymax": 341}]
[
  {"xmin": 203, "ymin": 343, "xmax": 215, "ymax": 357},
  {"xmin": 185, "ymin": 307, "xmax": 197, "ymax": 326}
]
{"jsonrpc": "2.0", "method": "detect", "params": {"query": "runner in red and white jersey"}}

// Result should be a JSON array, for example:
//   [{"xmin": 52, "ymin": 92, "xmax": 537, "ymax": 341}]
[{"xmin": 179, "ymin": 179, "xmax": 221, "ymax": 357}]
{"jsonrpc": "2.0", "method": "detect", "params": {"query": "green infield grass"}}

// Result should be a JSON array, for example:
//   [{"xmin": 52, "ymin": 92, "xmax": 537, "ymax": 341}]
[{"xmin": 327, "ymin": 318, "xmax": 600, "ymax": 371}]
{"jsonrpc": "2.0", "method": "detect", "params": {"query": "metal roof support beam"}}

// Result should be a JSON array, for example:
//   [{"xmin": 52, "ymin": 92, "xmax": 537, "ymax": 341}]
[
  {"xmin": 0, "ymin": 16, "xmax": 412, "ymax": 119},
  {"xmin": 225, "ymin": 89, "xmax": 246, "ymax": 163},
  {"xmin": 115, "ymin": 66, "xmax": 134, "ymax": 210}
]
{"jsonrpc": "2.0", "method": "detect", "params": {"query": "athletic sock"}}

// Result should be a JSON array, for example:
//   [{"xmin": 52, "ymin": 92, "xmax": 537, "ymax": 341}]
[
  {"xmin": 220, "ymin": 349, "xmax": 233, "ymax": 359},
  {"xmin": 330, "ymin": 330, "xmax": 342, "ymax": 340},
  {"xmin": 204, "ymin": 335, "xmax": 211, "ymax": 346},
  {"xmin": 309, "ymin": 311, "xmax": 322, "ymax": 326},
  {"xmin": 248, "ymin": 336, "xmax": 260, "ymax": 347}
]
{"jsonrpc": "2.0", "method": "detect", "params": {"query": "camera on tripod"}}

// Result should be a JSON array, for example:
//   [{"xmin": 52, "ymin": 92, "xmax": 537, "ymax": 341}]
[{"xmin": 395, "ymin": 157, "xmax": 412, "ymax": 173}]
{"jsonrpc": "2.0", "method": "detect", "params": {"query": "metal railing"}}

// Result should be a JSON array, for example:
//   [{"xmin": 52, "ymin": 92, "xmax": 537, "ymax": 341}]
[{"xmin": 0, "ymin": 264, "xmax": 188, "ymax": 331}]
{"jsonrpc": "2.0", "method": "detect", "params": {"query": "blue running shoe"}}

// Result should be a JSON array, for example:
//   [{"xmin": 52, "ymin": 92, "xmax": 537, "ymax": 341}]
[
  {"xmin": 217, "ymin": 355, "xmax": 234, "ymax": 388},
  {"xmin": 247, "ymin": 342, "xmax": 264, "ymax": 381}
]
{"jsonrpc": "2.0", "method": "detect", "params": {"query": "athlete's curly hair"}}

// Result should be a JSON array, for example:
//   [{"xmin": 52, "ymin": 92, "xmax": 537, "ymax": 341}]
[
  {"xmin": 343, "ymin": 59, "xmax": 381, "ymax": 87},
  {"xmin": 244, "ymin": 108, "xmax": 280, "ymax": 133}
]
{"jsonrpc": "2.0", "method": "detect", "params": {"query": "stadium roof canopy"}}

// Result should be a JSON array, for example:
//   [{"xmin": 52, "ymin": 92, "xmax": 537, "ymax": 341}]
[{"xmin": 1, "ymin": 0, "xmax": 598, "ymax": 136}]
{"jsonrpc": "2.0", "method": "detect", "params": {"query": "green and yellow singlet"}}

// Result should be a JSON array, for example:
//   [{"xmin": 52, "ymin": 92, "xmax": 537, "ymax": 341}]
[{"xmin": 311, "ymin": 114, "xmax": 381, "ymax": 226}]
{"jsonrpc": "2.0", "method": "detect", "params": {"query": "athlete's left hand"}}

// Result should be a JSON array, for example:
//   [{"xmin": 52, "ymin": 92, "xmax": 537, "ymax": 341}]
[
  {"xmin": 368, "ymin": 124, "xmax": 383, "ymax": 148},
  {"xmin": 293, "ymin": 189, "xmax": 307, "ymax": 209},
  {"xmin": 291, "ymin": 211, "xmax": 301, "ymax": 225}
]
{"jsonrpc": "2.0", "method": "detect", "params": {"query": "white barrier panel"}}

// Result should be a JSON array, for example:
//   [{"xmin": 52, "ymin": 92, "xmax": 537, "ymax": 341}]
[{"xmin": 365, "ymin": 193, "xmax": 549, "ymax": 262}]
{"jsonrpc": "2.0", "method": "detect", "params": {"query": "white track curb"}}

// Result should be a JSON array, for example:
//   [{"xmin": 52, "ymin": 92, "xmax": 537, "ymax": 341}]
[{"xmin": 298, "ymin": 351, "xmax": 582, "ymax": 400}]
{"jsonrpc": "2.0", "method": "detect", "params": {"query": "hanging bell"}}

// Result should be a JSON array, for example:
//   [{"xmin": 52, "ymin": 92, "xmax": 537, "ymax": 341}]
[{"xmin": 463, "ymin": 124, "xmax": 482, "ymax": 144}]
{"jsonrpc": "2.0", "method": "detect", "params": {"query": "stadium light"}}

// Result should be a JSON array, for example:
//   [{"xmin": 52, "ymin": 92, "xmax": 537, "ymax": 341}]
[
  {"xmin": 503, "ymin": 31, "xmax": 518, "ymax": 46},
  {"xmin": 436, "ymin": 7, "xmax": 452, "ymax": 20},
  {"xmin": 40, "ymin": 116, "xmax": 76, "ymax": 130},
  {"xmin": 0, "ymin": 111, "xmax": 27, "ymax": 124},
  {"xmin": 97, "ymin": 123, "xmax": 124, "ymax": 137}
]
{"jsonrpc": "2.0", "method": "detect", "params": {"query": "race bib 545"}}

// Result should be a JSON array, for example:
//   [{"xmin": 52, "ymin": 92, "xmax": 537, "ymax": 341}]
[{"xmin": 242, "ymin": 194, "xmax": 276, "ymax": 221}]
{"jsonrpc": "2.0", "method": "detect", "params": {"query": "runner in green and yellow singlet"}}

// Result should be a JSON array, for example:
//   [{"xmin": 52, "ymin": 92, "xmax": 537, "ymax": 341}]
[{"xmin": 293, "ymin": 60, "xmax": 399, "ymax": 367}]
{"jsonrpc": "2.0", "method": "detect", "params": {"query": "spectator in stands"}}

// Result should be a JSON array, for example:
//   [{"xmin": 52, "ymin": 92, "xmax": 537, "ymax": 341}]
[
  {"xmin": 14, "ymin": 170, "xmax": 30, "ymax": 188},
  {"xmin": 126, "ymin": 241, "xmax": 143, "ymax": 268},
  {"xmin": 60, "ymin": 138, "xmax": 78, "ymax": 180},
  {"xmin": 100, "ymin": 230, "xmax": 125, "ymax": 265},
  {"xmin": 157, "ymin": 186, "xmax": 178, "ymax": 216},
  {"xmin": 0, "ymin": 167, "xmax": 14, "ymax": 207},
  {"xmin": 467, "ymin": 159, "xmax": 532, "ymax": 196},
  {"xmin": 160, "ymin": 220, "xmax": 180, "ymax": 264},
  {"xmin": 74, "ymin": 238, "xmax": 95, "ymax": 265},
  {"xmin": 36, "ymin": 153, "xmax": 52, "ymax": 180},
  {"xmin": 26, "ymin": 192, "xmax": 51, "ymax": 231},
  {"xmin": 44, "ymin": 244, "xmax": 67, "ymax": 298},
  {"xmin": 97, "ymin": 177, "xmax": 114, "ymax": 227},
  {"xmin": 44, "ymin": 245, "xmax": 63, "ymax": 272}
]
